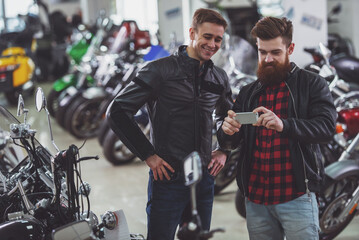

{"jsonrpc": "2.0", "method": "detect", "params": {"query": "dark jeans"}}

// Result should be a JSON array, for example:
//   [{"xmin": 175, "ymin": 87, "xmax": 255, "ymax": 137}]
[{"xmin": 146, "ymin": 168, "xmax": 215, "ymax": 240}]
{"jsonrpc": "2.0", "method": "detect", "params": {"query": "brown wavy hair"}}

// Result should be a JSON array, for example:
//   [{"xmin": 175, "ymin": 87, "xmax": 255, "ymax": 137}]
[
  {"xmin": 251, "ymin": 17, "xmax": 293, "ymax": 47},
  {"xmin": 191, "ymin": 8, "xmax": 227, "ymax": 31}
]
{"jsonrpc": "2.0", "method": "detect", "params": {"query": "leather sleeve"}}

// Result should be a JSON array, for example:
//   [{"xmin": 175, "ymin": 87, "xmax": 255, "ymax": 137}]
[
  {"xmin": 281, "ymin": 74, "xmax": 337, "ymax": 143},
  {"xmin": 215, "ymin": 70, "xmax": 243, "ymax": 151},
  {"xmin": 216, "ymin": 90, "xmax": 244, "ymax": 151},
  {"xmin": 106, "ymin": 62, "xmax": 162, "ymax": 161}
]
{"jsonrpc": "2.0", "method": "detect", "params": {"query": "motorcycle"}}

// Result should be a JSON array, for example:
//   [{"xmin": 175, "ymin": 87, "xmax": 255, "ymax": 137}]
[
  {"xmin": 318, "ymin": 92, "xmax": 359, "ymax": 240},
  {"xmin": 53, "ymin": 19, "xmax": 153, "ymax": 130},
  {"xmin": 46, "ymin": 16, "xmax": 112, "ymax": 117},
  {"xmin": 0, "ymin": 14, "xmax": 38, "ymax": 105},
  {"xmin": 0, "ymin": 89, "xmax": 144, "ymax": 240},
  {"xmin": 61, "ymin": 57, "xmax": 140, "ymax": 139}
]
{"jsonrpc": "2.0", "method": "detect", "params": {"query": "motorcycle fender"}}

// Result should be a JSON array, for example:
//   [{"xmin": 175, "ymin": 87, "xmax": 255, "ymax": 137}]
[
  {"xmin": 325, "ymin": 159, "xmax": 359, "ymax": 180},
  {"xmin": 58, "ymin": 86, "xmax": 80, "ymax": 107},
  {"xmin": 53, "ymin": 74, "xmax": 76, "ymax": 92},
  {"xmin": 81, "ymin": 87, "xmax": 107, "ymax": 100}
]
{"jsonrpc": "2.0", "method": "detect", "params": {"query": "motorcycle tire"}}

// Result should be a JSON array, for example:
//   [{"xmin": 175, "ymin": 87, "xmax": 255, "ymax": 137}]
[
  {"xmin": 64, "ymin": 95, "xmax": 105, "ymax": 139},
  {"xmin": 47, "ymin": 89, "xmax": 62, "ymax": 117},
  {"xmin": 235, "ymin": 189, "xmax": 246, "ymax": 218},
  {"xmin": 55, "ymin": 91, "xmax": 81, "ymax": 128},
  {"xmin": 318, "ymin": 175, "xmax": 359, "ymax": 240},
  {"xmin": 5, "ymin": 90, "xmax": 21, "ymax": 106},
  {"xmin": 214, "ymin": 149, "xmax": 239, "ymax": 195},
  {"xmin": 102, "ymin": 129, "xmax": 136, "ymax": 165},
  {"xmin": 98, "ymin": 119, "xmax": 111, "ymax": 146}
]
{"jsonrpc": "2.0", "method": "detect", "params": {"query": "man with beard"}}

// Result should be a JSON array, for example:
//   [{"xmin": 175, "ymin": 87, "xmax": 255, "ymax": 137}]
[
  {"xmin": 217, "ymin": 17, "xmax": 336, "ymax": 239},
  {"xmin": 106, "ymin": 8, "xmax": 232, "ymax": 240}
]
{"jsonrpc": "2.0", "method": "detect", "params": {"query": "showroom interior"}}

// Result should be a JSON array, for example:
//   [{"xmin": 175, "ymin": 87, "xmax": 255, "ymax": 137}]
[{"xmin": 0, "ymin": 0, "xmax": 359, "ymax": 239}]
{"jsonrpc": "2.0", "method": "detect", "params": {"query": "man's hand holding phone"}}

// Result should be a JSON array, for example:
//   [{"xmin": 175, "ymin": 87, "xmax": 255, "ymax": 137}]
[
  {"xmin": 253, "ymin": 106, "xmax": 283, "ymax": 132},
  {"xmin": 222, "ymin": 110, "xmax": 242, "ymax": 135}
]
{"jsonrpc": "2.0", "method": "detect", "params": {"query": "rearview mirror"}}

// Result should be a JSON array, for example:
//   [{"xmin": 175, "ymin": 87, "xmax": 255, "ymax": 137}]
[
  {"xmin": 52, "ymin": 220, "xmax": 94, "ymax": 240},
  {"xmin": 35, "ymin": 87, "xmax": 46, "ymax": 112},
  {"xmin": 183, "ymin": 151, "xmax": 202, "ymax": 187},
  {"xmin": 319, "ymin": 42, "xmax": 332, "ymax": 63}
]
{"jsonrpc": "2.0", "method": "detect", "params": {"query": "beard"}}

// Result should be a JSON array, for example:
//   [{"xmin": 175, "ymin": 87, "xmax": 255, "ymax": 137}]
[{"xmin": 256, "ymin": 54, "xmax": 291, "ymax": 86}]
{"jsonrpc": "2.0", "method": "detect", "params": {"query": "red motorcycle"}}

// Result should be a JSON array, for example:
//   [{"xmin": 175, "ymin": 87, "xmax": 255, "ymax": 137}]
[{"xmin": 318, "ymin": 92, "xmax": 359, "ymax": 240}]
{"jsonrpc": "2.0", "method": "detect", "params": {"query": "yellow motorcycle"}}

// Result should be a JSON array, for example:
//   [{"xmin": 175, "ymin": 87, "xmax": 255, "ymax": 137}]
[{"xmin": 0, "ymin": 15, "xmax": 38, "ymax": 105}]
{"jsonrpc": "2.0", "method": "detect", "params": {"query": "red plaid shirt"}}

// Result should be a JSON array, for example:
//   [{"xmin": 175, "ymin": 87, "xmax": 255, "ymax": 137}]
[{"xmin": 248, "ymin": 81, "xmax": 303, "ymax": 205}]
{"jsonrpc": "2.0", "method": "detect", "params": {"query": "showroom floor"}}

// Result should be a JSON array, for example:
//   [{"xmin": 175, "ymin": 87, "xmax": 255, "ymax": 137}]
[{"xmin": 1, "ymin": 82, "xmax": 359, "ymax": 240}]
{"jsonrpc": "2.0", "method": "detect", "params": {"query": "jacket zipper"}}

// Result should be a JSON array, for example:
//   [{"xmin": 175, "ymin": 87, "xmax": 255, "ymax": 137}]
[
  {"xmin": 284, "ymin": 81, "xmax": 311, "ymax": 197},
  {"xmin": 193, "ymin": 70, "xmax": 199, "ymax": 151}
]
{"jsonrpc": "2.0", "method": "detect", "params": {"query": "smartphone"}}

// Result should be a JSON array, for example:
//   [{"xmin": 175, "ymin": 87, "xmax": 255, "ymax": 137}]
[{"xmin": 234, "ymin": 112, "xmax": 258, "ymax": 124}]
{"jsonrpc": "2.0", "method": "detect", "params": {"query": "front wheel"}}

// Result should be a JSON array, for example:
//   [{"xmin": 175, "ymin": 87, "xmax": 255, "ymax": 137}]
[
  {"xmin": 64, "ymin": 96, "xmax": 105, "ymax": 139},
  {"xmin": 318, "ymin": 175, "xmax": 359, "ymax": 240}
]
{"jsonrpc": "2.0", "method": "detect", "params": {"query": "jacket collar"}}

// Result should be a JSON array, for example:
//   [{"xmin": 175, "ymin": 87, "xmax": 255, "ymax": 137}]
[{"xmin": 174, "ymin": 45, "xmax": 214, "ymax": 75}]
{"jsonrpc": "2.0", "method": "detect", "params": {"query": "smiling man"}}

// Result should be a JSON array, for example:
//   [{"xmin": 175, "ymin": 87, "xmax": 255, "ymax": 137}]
[
  {"xmin": 106, "ymin": 8, "xmax": 233, "ymax": 240},
  {"xmin": 218, "ymin": 17, "xmax": 337, "ymax": 240}
]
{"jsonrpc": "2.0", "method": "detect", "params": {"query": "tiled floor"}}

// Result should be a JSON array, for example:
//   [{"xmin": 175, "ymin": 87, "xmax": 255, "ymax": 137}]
[{"xmin": 1, "ymin": 83, "xmax": 359, "ymax": 239}]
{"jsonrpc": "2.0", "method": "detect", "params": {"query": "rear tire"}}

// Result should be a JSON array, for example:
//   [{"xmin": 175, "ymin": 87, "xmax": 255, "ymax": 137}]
[
  {"xmin": 102, "ymin": 130, "xmax": 136, "ymax": 165},
  {"xmin": 98, "ymin": 120, "xmax": 111, "ymax": 146},
  {"xmin": 47, "ymin": 89, "xmax": 62, "ymax": 117},
  {"xmin": 64, "ymin": 96, "xmax": 105, "ymax": 139},
  {"xmin": 318, "ymin": 175, "xmax": 359, "ymax": 240},
  {"xmin": 235, "ymin": 189, "xmax": 246, "ymax": 218}
]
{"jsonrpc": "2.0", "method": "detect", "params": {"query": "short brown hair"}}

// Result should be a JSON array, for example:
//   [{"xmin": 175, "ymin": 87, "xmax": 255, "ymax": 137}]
[
  {"xmin": 251, "ymin": 17, "xmax": 293, "ymax": 47},
  {"xmin": 191, "ymin": 8, "xmax": 227, "ymax": 31}
]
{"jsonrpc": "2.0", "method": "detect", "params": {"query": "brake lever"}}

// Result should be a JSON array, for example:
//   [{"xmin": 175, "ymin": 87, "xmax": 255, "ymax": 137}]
[{"xmin": 77, "ymin": 155, "xmax": 99, "ymax": 163}]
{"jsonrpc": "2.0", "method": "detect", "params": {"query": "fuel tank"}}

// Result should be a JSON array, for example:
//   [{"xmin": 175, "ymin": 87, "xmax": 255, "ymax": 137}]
[
  {"xmin": 331, "ymin": 54, "xmax": 359, "ymax": 84},
  {"xmin": 0, "ymin": 218, "xmax": 45, "ymax": 240}
]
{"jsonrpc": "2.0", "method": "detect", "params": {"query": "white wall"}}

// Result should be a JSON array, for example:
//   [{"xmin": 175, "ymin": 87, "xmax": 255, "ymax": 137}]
[
  {"xmin": 116, "ymin": 0, "xmax": 158, "ymax": 37},
  {"xmin": 327, "ymin": 0, "xmax": 359, "ymax": 57},
  {"xmin": 80, "ymin": 0, "xmax": 114, "ymax": 25},
  {"xmin": 157, "ymin": 0, "xmax": 185, "ymax": 48},
  {"xmin": 282, "ymin": 0, "xmax": 328, "ymax": 67}
]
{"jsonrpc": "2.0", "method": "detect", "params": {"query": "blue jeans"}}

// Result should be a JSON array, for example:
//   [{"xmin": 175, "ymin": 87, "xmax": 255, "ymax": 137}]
[
  {"xmin": 245, "ymin": 193, "xmax": 319, "ymax": 240},
  {"xmin": 146, "ymin": 169, "xmax": 215, "ymax": 240}
]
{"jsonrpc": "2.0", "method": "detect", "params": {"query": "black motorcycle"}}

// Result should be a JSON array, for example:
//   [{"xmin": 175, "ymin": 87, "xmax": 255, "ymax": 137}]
[{"xmin": 0, "ymin": 89, "xmax": 144, "ymax": 240}]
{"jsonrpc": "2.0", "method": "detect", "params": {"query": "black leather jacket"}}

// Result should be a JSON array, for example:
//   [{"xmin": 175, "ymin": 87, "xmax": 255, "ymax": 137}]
[
  {"xmin": 106, "ymin": 45, "xmax": 233, "ymax": 171},
  {"xmin": 217, "ymin": 63, "xmax": 337, "ymax": 195}
]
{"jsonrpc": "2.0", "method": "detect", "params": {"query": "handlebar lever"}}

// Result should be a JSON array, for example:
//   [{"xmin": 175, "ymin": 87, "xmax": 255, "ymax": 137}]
[{"xmin": 77, "ymin": 155, "xmax": 99, "ymax": 163}]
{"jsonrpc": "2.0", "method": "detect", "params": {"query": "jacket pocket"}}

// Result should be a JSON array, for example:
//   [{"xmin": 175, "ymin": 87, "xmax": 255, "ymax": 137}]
[
  {"xmin": 302, "ymin": 144, "xmax": 323, "ymax": 183},
  {"xmin": 201, "ymin": 80, "xmax": 224, "ymax": 95}
]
